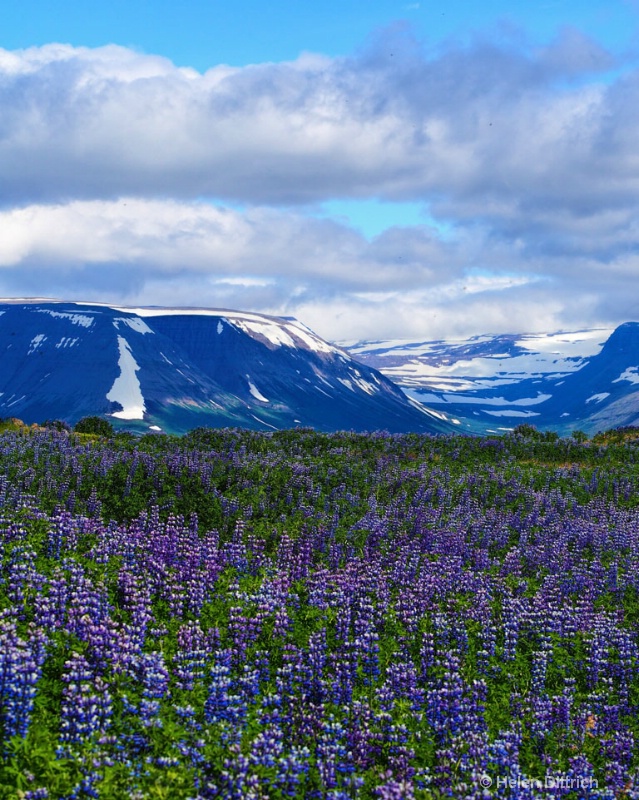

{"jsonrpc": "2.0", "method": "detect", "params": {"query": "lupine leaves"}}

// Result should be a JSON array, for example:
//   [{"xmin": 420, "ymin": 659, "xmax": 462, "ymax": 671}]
[{"xmin": 0, "ymin": 427, "xmax": 638, "ymax": 796}]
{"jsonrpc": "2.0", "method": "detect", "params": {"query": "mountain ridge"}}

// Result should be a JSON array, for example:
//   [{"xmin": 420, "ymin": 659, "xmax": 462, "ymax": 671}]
[
  {"xmin": 0, "ymin": 300, "xmax": 454, "ymax": 435},
  {"xmin": 344, "ymin": 325, "xmax": 639, "ymax": 435}
]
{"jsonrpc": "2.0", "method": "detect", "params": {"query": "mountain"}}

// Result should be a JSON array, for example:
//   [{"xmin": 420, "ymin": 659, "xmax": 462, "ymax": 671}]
[
  {"xmin": 540, "ymin": 323, "xmax": 639, "ymax": 433},
  {"xmin": 344, "ymin": 329, "xmax": 612, "ymax": 391},
  {"xmin": 344, "ymin": 326, "xmax": 639, "ymax": 435},
  {"xmin": 0, "ymin": 300, "xmax": 453, "ymax": 435}
]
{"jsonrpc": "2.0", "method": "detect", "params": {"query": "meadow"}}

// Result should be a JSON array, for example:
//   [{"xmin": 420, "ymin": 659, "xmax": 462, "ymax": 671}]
[{"xmin": 0, "ymin": 421, "xmax": 638, "ymax": 798}]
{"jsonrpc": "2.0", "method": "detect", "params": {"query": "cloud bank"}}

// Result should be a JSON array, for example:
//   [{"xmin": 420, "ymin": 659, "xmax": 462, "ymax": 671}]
[{"xmin": 1, "ymin": 26, "xmax": 638, "ymax": 340}]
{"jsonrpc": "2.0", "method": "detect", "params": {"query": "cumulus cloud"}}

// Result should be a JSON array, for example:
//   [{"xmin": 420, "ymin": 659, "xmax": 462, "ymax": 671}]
[
  {"xmin": 0, "ymin": 196, "xmax": 633, "ymax": 341},
  {"xmin": 0, "ymin": 198, "xmax": 467, "ymax": 333},
  {"xmin": 0, "ymin": 199, "xmax": 456, "ymax": 285},
  {"xmin": 0, "ymin": 31, "xmax": 627, "ymax": 212},
  {"xmin": 0, "ymin": 28, "xmax": 638, "ymax": 340}
]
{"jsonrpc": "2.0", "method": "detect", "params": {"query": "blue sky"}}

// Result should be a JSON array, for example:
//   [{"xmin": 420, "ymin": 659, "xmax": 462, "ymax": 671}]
[
  {"xmin": 1, "ymin": 0, "xmax": 639, "ymax": 340},
  {"xmin": 3, "ymin": 0, "xmax": 637, "ymax": 69}
]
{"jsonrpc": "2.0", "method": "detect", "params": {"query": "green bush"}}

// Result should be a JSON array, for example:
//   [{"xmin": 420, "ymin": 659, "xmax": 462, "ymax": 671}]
[
  {"xmin": 73, "ymin": 415, "xmax": 114, "ymax": 437},
  {"xmin": 42, "ymin": 419, "xmax": 72, "ymax": 433}
]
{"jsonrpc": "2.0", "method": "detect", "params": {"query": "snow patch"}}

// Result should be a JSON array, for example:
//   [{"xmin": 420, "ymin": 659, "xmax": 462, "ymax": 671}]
[
  {"xmin": 49, "ymin": 302, "xmax": 343, "ymax": 355},
  {"xmin": 349, "ymin": 372, "xmax": 379, "ymax": 395},
  {"xmin": 27, "ymin": 334, "xmax": 46, "ymax": 354},
  {"xmin": 37, "ymin": 310, "xmax": 94, "ymax": 328},
  {"xmin": 422, "ymin": 407, "xmax": 450, "ymax": 421},
  {"xmin": 346, "ymin": 328, "xmax": 613, "ymax": 392},
  {"xmin": 232, "ymin": 319, "xmax": 296, "ymax": 348},
  {"xmin": 407, "ymin": 391, "xmax": 551, "ymax": 407},
  {"xmin": 115, "ymin": 317, "xmax": 153, "ymax": 335},
  {"xmin": 55, "ymin": 337, "xmax": 79, "ymax": 349},
  {"xmin": 107, "ymin": 337, "xmax": 146, "ymax": 420},
  {"xmin": 407, "ymin": 396, "xmax": 449, "ymax": 420},
  {"xmin": 117, "ymin": 306, "xmax": 281, "ymax": 323},
  {"xmin": 613, "ymin": 367, "xmax": 639, "ymax": 385},
  {"xmin": 483, "ymin": 410, "xmax": 540, "ymax": 418},
  {"xmin": 586, "ymin": 393, "xmax": 610, "ymax": 404},
  {"xmin": 250, "ymin": 414, "xmax": 278, "ymax": 430},
  {"xmin": 247, "ymin": 376, "xmax": 269, "ymax": 403},
  {"xmin": 283, "ymin": 322, "xmax": 336, "ymax": 354},
  {"xmin": 119, "ymin": 305, "xmax": 334, "ymax": 348}
]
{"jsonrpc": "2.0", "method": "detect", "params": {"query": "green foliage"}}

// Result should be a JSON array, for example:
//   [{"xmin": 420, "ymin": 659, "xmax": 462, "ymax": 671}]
[
  {"xmin": 512, "ymin": 423, "xmax": 543, "ymax": 439},
  {"xmin": 41, "ymin": 419, "xmax": 72, "ymax": 433},
  {"xmin": 74, "ymin": 416, "xmax": 114, "ymax": 437},
  {"xmin": 593, "ymin": 425, "xmax": 639, "ymax": 445},
  {"xmin": 0, "ymin": 424, "xmax": 639, "ymax": 795}
]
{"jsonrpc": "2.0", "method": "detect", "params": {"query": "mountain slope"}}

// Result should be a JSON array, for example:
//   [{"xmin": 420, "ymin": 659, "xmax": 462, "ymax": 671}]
[
  {"xmin": 0, "ymin": 301, "xmax": 453, "ymax": 435},
  {"xmin": 344, "ymin": 327, "xmax": 639, "ymax": 435},
  {"xmin": 540, "ymin": 323, "xmax": 639, "ymax": 433}
]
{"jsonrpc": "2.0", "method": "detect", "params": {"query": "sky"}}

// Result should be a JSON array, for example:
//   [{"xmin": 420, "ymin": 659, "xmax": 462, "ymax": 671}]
[{"xmin": 1, "ymin": 1, "xmax": 639, "ymax": 342}]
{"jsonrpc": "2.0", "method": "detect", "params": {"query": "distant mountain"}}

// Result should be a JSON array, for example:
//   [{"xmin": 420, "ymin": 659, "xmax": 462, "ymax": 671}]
[
  {"xmin": 541, "ymin": 323, "xmax": 639, "ymax": 433},
  {"xmin": 344, "ymin": 326, "xmax": 639, "ymax": 435},
  {"xmin": 0, "ymin": 301, "xmax": 453, "ymax": 435}
]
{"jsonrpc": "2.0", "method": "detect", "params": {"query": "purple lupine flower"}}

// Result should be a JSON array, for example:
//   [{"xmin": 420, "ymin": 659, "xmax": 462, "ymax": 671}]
[
  {"xmin": 276, "ymin": 745, "xmax": 311, "ymax": 798},
  {"xmin": 174, "ymin": 623, "xmax": 210, "ymax": 692},
  {"xmin": 316, "ymin": 715, "xmax": 355, "ymax": 791},
  {"xmin": 374, "ymin": 772, "xmax": 415, "ymax": 800},
  {"xmin": 58, "ymin": 653, "xmax": 112, "ymax": 753},
  {"xmin": 0, "ymin": 621, "xmax": 43, "ymax": 743}
]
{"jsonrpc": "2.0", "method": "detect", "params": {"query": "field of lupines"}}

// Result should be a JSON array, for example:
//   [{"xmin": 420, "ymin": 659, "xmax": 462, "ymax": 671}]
[{"xmin": 1, "ymin": 423, "xmax": 639, "ymax": 798}]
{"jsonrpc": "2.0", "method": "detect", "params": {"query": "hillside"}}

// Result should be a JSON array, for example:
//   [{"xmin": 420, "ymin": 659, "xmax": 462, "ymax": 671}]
[
  {"xmin": 345, "ymin": 326, "xmax": 639, "ymax": 435},
  {"xmin": 0, "ymin": 300, "xmax": 453, "ymax": 435}
]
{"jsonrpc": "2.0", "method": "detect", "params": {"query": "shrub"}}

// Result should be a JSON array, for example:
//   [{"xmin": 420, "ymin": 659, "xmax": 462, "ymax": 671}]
[
  {"xmin": 512, "ymin": 423, "xmax": 543, "ymax": 440},
  {"xmin": 73, "ymin": 416, "xmax": 114, "ymax": 437},
  {"xmin": 42, "ymin": 419, "xmax": 72, "ymax": 433}
]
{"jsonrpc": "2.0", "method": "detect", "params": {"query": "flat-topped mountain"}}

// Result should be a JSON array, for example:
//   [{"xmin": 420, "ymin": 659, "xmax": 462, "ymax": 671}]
[{"xmin": 0, "ymin": 301, "xmax": 453, "ymax": 435}]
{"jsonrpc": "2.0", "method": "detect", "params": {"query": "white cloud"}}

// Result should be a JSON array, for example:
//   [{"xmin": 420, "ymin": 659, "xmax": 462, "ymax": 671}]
[
  {"xmin": 0, "ymin": 33, "xmax": 623, "ymax": 213},
  {"xmin": 0, "ymin": 196, "xmax": 628, "ymax": 342},
  {"xmin": 0, "ymin": 30, "xmax": 638, "ymax": 341}
]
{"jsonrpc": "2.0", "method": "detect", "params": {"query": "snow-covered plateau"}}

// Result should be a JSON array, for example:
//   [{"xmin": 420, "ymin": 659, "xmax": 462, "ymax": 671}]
[{"xmin": 343, "ymin": 326, "xmax": 639, "ymax": 435}]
